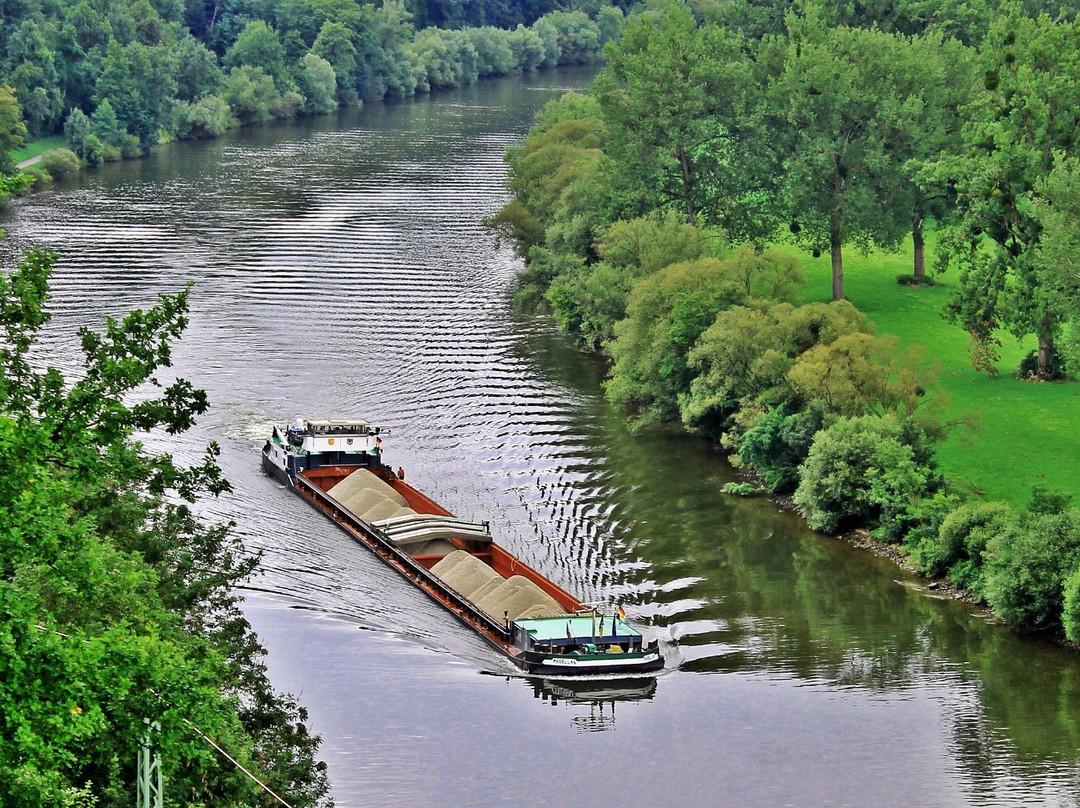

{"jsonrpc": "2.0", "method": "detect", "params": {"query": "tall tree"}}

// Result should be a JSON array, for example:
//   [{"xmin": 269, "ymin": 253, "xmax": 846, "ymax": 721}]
[
  {"xmin": 95, "ymin": 39, "xmax": 178, "ymax": 150},
  {"xmin": 593, "ymin": 7, "xmax": 776, "ymax": 238},
  {"xmin": 311, "ymin": 20, "xmax": 359, "ymax": 103},
  {"xmin": 174, "ymin": 33, "xmax": 223, "ymax": 102},
  {"xmin": 1031, "ymin": 157, "xmax": 1080, "ymax": 373},
  {"xmin": 4, "ymin": 20, "xmax": 63, "ymax": 135},
  {"xmin": 274, "ymin": 0, "xmax": 366, "ymax": 48},
  {"xmin": 769, "ymin": 17, "xmax": 926, "ymax": 300},
  {"xmin": 935, "ymin": 8, "xmax": 1080, "ymax": 376},
  {"xmin": 224, "ymin": 19, "xmax": 288, "ymax": 85},
  {"xmin": 902, "ymin": 33, "xmax": 977, "ymax": 279},
  {"xmin": 0, "ymin": 83, "xmax": 27, "ymax": 174}
]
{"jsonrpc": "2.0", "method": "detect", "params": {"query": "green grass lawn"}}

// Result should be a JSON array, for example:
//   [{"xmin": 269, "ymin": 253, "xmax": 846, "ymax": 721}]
[
  {"xmin": 790, "ymin": 241, "xmax": 1080, "ymax": 506},
  {"xmin": 11, "ymin": 135, "xmax": 67, "ymax": 164}
]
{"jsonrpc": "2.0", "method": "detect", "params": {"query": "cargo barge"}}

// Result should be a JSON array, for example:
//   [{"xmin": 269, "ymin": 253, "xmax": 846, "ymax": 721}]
[{"xmin": 262, "ymin": 419, "xmax": 664, "ymax": 676}]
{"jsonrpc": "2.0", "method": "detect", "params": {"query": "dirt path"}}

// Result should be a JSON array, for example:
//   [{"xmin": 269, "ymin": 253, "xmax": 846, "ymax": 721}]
[{"xmin": 15, "ymin": 153, "xmax": 45, "ymax": 170}]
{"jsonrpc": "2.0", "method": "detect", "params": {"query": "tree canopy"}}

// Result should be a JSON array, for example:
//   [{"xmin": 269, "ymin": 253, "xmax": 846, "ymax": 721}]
[
  {"xmin": 935, "ymin": 8, "xmax": 1080, "ymax": 378},
  {"xmin": 0, "ymin": 249, "xmax": 330, "ymax": 807},
  {"xmin": 0, "ymin": 0, "xmax": 619, "ymax": 176}
]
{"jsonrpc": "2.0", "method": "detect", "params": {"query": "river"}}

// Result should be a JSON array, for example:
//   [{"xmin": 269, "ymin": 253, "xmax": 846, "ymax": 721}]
[{"xmin": 3, "ymin": 67, "xmax": 1080, "ymax": 807}]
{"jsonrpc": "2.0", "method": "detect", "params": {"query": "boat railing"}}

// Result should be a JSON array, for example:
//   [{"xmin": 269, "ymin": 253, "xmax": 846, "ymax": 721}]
[{"xmin": 294, "ymin": 474, "xmax": 513, "ymax": 642}]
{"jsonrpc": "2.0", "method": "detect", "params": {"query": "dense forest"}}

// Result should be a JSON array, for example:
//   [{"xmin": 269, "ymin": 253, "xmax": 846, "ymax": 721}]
[
  {"xmin": 0, "ymin": 0, "xmax": 621, "ymax": 184},
  {"xmin": 489, "ymin": 0, "xmax": 1080, "ymax": 642}
]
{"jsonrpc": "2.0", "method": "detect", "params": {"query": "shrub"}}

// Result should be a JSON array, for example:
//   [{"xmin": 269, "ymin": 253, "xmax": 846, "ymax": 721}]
[
  {"xmin": 737, "ymin": 406, "xmax": 823, "ymax": 494},
  {"xmin": 467, "ymin": 27, "xmax": 516, "ymax": 76},
  {"xmin": 40, "ymin": 149, "xmax": 81, "ymax": 179},
  {"xmin": 545, "ymin": 261, "xmax": 633, "ymax": 350},
  {"xmin": 542, "ymin": 10, "xmax": 602, "ymax": 65},
  {"xmin": 596, "ymin": 211, "xmax": 710, "ymax": 278},
  {"xmin": 787, "ymin": 332, "xmax": 939, "ymax": 420},
  {"xmin": 22, "ymin": 164, "xmax": 51, "ymax": 185},
  {"xmin": 63, "ymin": 108, "xmax": 100, "ymax": 165},
  {"xmin": 605, "ymin": 258, "xmax": 745, "ymax": 421},
  {"xmin": 1062, "ymin": 564, "xmax": 1080, "ymax": 642},
  {"xmin": 173, "ymin": 96, "xmax": 237, "ymax": 139},
  {"xmin": 722, "ymin": 481, "xmax": 762, "ymax": 496},
  {"xmin": 725, "ymin": 244, "xmax": 804, "ymax": 302},
  {"xmin": 295, "ymin": 54, "xmax": 337, "ymax": 115},
  {"xmin": 910, "ymin": 500, "xmax": 1014, "ymax": 596},
  {"xmin": 683, "ymin": 300, "xmax": 869, "ymax": 437},
  {"xmin": 983, "ymin": 510, "xmax": 1080, "ymax": 630},
  {"xmin": 407, "ymin": 28, "xmax": 480, "ymax": 90},
  {"xmin": 1017, "ymin": 349, "xmax": 1063, "ymax": 380},
  {"xmin": 271, "ymin": 89, "xmax": 304, "ymax": 119},
  {"xmin": 508, "ymin": 25, "xmax": 546, "ymax": 73},
  {"xmin": 898, "ymin": 490, "xmax": 963, "ymax": 560},
  {"xmin": 513, "ymin": 246, "xmax": 583, "ymax": 313},
  {"xmin": 1056, "ymin": 321, "xmax": 1080, "ymax": 380},
  {"xmin": 1026, "ymin": 485, "xmax": 1072, "ymax": 516},
  {"xmin": 120, "ymin": 134, "xmax": 142, "ymax": 159},
  {"xmin": 222, "ymin": 65, "xmax": 278, "ymax": 123},
  {"xmin": 89, "ymin": 99, "xmax": 128, "ymax": 156},
  {"xmin": 99, "ymin": 142, "xmax": 122, "ymax": 162},
  {"xmin": 896, "ymin": 273, "xmax": 936, "ymax": 287},
  {"xmin": 793, "ymin": 414, "xmax": 940, "ymax": 537}
]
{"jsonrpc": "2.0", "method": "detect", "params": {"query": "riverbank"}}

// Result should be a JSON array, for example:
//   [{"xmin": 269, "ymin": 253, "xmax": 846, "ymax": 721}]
[
  {"xmin": 837, "ymin": 521, "xmax": 1080, "ymax": 650},
  {"xmin": 7, "ymin": 60, "xmax": 603, "ymax": 197},
  {"xmin": 726, "ymin": 435, "xmax": 1080, "ymax": 650}
]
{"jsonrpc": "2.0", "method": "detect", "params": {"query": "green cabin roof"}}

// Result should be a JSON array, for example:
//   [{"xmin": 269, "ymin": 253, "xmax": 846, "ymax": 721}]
[{"xmin": 516, "ymin": 614, "xmax": 639, "ymax": 642}]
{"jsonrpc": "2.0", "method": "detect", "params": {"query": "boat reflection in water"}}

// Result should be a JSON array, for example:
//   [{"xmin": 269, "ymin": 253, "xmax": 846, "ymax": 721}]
[{"xmin": 526, "ymin": 676, "xmax": 659, "ymax": 733}]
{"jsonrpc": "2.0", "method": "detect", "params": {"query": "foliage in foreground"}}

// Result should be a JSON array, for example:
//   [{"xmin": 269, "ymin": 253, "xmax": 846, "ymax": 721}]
[{"xmin": 0, "ymin": 250, "xmax": 330, "ymax": 806}]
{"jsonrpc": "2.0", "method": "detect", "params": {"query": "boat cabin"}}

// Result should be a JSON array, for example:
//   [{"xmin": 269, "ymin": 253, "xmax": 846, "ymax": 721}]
[
  {"xmin": 511, "ymin": 614, "xmax": 642, "ymax": 656},
  {"xmin": 288, "ymin": 419, "xmax": 390, "ymax": 454},
  {"xmin": 267, "ymin": 419, "xmax": 392, "ymax": 475}
]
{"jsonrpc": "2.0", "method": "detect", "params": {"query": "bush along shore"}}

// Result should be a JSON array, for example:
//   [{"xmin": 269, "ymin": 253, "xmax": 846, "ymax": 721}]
[
  {"xmin": 488, "ymin": 0, "xmax": 1080, "ymax": 648},
  {"xmin": 0, "ymin": 0, "xmax": 623, "ymax": 202}
]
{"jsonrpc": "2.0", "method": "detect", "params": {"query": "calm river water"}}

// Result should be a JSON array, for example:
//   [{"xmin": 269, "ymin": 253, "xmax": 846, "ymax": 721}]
[{"xmin": 4, "ymin": 68, "xmax": 1080, "ymax": 807}]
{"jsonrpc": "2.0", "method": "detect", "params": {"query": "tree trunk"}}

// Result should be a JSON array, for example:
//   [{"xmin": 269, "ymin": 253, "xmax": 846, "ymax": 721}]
[
  {"xmin": 913, "ymin": 218, "xmax": 925, "ymax": 279},
  {"xmin": 678, "ymin": 147, "xmax": 696, "ymax": 226},
  {"xmin": 1037, "ymin": 313, "xmax": 1056, "ymax": 378},
  {"xmin": 830, "ymin": 213, "xmax": 844, "ymax": 301}
]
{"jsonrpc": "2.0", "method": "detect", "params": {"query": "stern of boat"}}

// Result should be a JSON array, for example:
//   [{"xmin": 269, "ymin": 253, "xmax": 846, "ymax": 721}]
[{"xmin": 518, "ymin": 641, "xmax": 664, "ymax": 676}]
